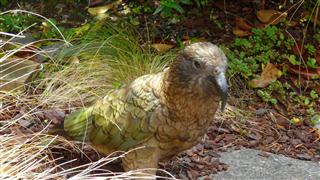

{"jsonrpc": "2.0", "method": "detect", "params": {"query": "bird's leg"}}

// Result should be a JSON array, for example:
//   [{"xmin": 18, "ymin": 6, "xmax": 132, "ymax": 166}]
[{"xmin": 122, "ymin": 146, "xmax": 160, "ymax": 178}]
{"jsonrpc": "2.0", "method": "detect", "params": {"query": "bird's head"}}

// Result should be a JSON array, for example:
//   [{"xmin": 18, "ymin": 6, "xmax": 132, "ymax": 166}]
[{"xmin": 168, "ymin": 42, "xmax": 228, "ymax": 111}]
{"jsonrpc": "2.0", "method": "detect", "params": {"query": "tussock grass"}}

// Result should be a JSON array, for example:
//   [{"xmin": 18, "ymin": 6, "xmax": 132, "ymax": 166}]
[
  {"xmin": 0, "ymin": 10, "xmax": 176, "ymax": 179},
  {"xmin": 36, "ymin": 22, "xmax": 175, "ymax": 108}
]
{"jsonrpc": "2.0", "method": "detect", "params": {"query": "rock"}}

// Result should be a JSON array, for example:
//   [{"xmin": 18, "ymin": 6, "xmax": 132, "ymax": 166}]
[
  {"xmin": 211, "ymin": 148, "xmax": 320, "ymax": 180},
  {"xmin": 0, "ymin": 58, "xmax": 40, "ymax": 91},
  {"xmin": 17, "ymin": 119, "xmax": 32, "ymax": 128},
  {"xmin": 41, "ymin": 42, "xmax": 66, "ymax": 58},
  {"xmin": 10, "ymin": 33, "xmax": 36, "ymax": 44}
]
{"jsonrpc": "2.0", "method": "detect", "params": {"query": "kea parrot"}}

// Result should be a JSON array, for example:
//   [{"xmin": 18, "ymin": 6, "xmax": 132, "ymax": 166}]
[{"xmin": 64, "ymin": 42, "xmax": 228, "ymax": 175}]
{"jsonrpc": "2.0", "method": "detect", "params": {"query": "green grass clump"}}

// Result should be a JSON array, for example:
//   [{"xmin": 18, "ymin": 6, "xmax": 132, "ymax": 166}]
[{"xmin": 35, "ymin": 21, "xmax": 175, "ymax": 108}]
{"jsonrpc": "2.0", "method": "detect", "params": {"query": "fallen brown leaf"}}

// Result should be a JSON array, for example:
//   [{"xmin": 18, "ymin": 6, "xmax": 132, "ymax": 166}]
[
  {"xmin": 257, "ymin": 9, "xmax": 287, "ymax": 24},
  {"xmin": 249, "ymin": 63, "xmax": 282, "ymax": 88},
  {"xmin": 232, "ymin": 28, "xmax": 252, "ymax": 37},
  {"xmin": 88, "ymin": 0, "xmax": 122, "ymax": 19},
  {"xmin": 151, "ymin": 43, "xmax": 174, "ymax": 53},
  {"xmin": 235, "ymin": 17, "xmax": 254, "ymax": 31}
]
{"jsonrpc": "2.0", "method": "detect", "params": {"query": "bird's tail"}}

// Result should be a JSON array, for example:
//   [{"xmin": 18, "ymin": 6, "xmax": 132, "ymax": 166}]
[{"xmin": 63, "ymin": 107, "xmax": 94, "ymax": 141}]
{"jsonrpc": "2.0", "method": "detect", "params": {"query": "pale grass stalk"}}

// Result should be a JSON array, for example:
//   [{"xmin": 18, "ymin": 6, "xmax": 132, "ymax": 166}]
[
  {"xmin": 0, "ymin": 32, "xmax": 25, "ymax": 38},
  {"xmin": 0, "ymin": 134, "xmax": 55, "ymax": 179}
]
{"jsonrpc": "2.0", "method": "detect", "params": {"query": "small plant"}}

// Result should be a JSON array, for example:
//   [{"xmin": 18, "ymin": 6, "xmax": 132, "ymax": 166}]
[
  {"xmin": 290, "ymin": 117, "xmax": 302, "ymax": 124},
  {"xmin": 257, "ymin": 90, "xmax": 277, "ymax": 105},
  {"xmin": 154, "ymin": 0, "xmax": 208, "ymax": 17},
  {"xmin": 305, "ymin": 43, "xmax": 316, "ymax": 55},
  {"xmin": 226, "ymin": 26, "xmax": 294, "ymax": 78},
  {"xmin": 154, "ymin": 0, "xmax": 187, "ymax": 17},
  {"xmin": 0, "ymin": 14, "xmax": 37, "ymax": 33},
  {"xmin": 307, "ymin": 57, "xmax": 318, "ymax": 68},
  {"xmin": 130, "ymin": 4, "xmax": 153, "ymax": 14},
  {"xmin": 286, "ymin": 54, "xmax": 300, "ymax": 65},
  {"xmin": 226, "ymin": 23, "xmax": 319, "ymax": 118},
  {"xmin": 310, "ymin": 90, "xmax": 319, "ymax": 99},
  {"xmin": 307, "ymin": 107, "xmax": 315, "ymax": 115},
  {"xmin": 0, "ymin": 12, "xmax": 72, "ymax": 40}
]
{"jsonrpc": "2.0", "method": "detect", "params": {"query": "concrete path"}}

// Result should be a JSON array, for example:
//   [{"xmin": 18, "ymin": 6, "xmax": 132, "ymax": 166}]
[{"xmin": 211, "ymin": 149, "xmax": 320, "ymax": 180}]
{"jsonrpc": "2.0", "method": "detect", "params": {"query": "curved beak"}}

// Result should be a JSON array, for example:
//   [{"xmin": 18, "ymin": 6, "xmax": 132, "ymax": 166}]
[{"xmin": 209, "ymin": 73, "xmax": 227, "ymax": 111}]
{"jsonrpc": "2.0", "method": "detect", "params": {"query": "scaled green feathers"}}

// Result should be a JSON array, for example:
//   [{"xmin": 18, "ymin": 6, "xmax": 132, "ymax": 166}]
[
  {"xmin": 64, "ymin": 107, "xmax": 93, "ymax": 141},
  {"xmin": 64, "ymin": 73, "xmax": 162, "ymax": 152}
]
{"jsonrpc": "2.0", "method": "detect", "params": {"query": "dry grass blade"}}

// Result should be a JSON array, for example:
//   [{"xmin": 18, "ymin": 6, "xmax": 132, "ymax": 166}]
[{"xmin": 0, "ymin": 133, "xmax": 58, "ymax": 179}]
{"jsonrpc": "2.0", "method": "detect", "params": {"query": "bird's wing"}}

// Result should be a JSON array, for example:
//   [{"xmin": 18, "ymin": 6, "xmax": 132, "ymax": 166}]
[{"xmin": 64, "ymin": 73, "xmax": 162, "ymax": 152}]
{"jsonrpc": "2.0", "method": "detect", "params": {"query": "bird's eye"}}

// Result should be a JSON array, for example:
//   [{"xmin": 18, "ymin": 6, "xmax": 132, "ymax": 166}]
[{"xmin": 193, "ymin": 61, "xmax": 201, "ymax": 69}]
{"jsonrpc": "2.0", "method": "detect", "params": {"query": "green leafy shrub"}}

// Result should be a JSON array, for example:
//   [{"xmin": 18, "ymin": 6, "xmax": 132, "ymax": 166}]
[
  {"xmin": 226, "ymin": 26, "xmax": 294, "ymax": 78},
  {"xmin": 154, "ymin": 0, "xmax": 208, "ymax": 17},
  {"xmin": 0, "ymin": 14, "xmax": 37, "ymax": 33}
]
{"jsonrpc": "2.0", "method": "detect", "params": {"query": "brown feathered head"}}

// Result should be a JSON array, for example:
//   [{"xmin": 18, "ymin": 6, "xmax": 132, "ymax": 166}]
[{"xmin": 168, "ymin": 42, "xmax": 228, "ymax": 111}]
